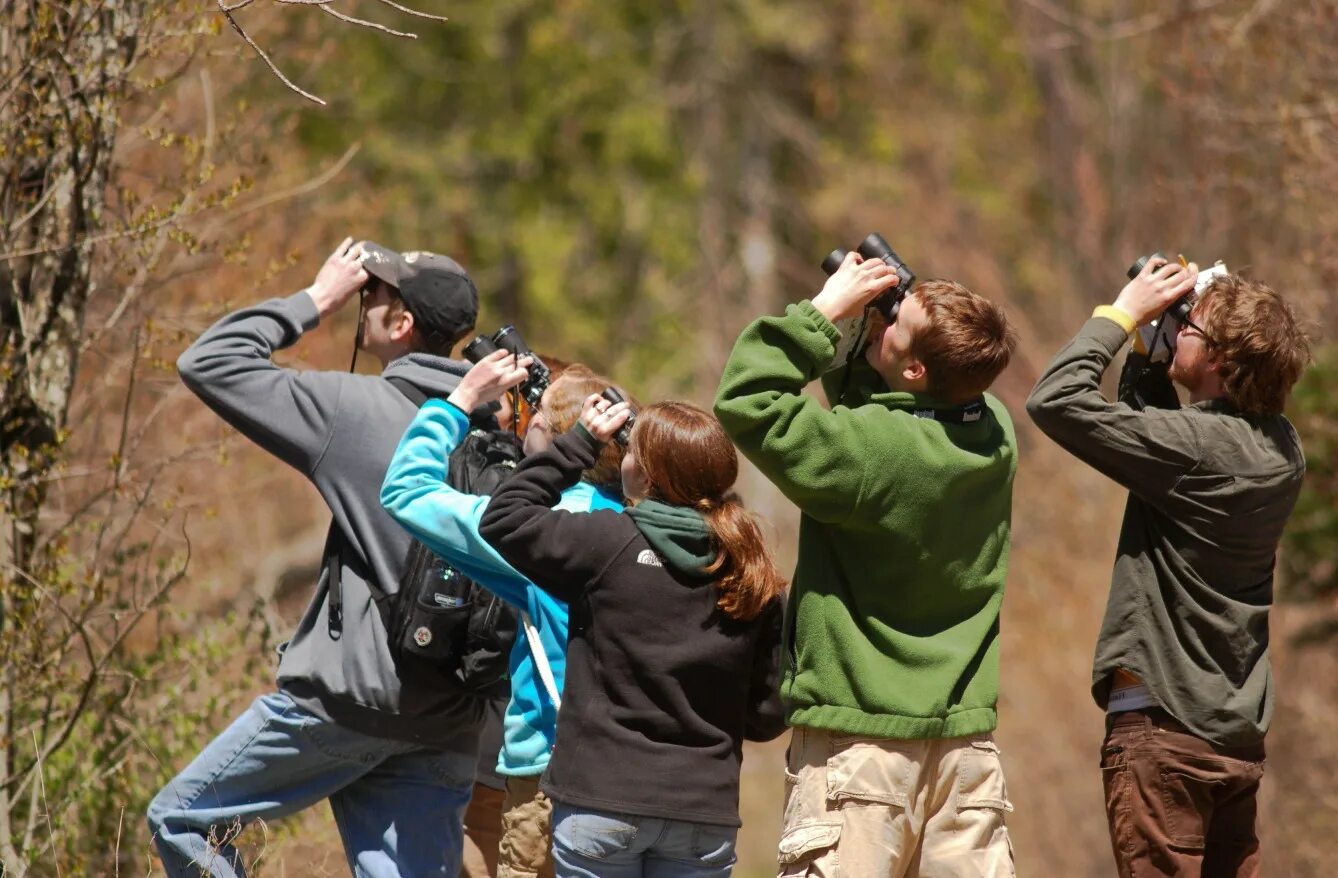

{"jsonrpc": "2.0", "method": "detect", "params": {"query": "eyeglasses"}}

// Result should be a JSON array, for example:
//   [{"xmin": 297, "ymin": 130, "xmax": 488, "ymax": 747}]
[{"xmin": 1176, "ymin": 317, "xmax": 1218, "ymax": 347}]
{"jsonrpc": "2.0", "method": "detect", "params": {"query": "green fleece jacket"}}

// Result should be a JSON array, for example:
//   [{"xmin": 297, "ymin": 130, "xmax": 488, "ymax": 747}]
[{"xmin": 714, "ymin": 300, "xmax": 1017, "ymax": 739}]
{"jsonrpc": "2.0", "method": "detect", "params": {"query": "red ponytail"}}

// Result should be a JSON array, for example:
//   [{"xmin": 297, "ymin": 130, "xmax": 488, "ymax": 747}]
[{"xmin": 632, "ymin": 402, "xmax": 786, "ymax": 620}]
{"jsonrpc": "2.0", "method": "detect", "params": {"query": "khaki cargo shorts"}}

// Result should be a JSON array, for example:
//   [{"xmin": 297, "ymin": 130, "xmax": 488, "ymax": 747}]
[{"xmin": 778, "ymin": 725, "xmax": 1015, "ymax": 878}]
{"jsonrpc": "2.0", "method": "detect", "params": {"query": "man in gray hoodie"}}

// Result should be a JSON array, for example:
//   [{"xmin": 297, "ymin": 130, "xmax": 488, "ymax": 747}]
[{"xmin": 148, "ymin": 238, "xmax": 487, "ymax": 877}]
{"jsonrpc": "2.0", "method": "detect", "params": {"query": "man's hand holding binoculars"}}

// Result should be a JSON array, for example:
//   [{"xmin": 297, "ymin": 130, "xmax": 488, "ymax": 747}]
[
  {"xmin": 811, "ymin": 251, "xmax": 902, "ymax": 324},
  {"xmin": 1114, "ymin": 257, "xmax": 1200, "ymax": 326},
  {"xmin": 308, "ymin": 237, "xmax": 370, "ymax": 320},
  {"xmin": 448, "ymin": 349, "xmax": 533, "ymax": 414}
]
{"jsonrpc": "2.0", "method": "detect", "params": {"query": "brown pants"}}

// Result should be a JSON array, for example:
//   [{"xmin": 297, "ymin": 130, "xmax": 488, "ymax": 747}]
[
  {"xmin": 498, "ymin": 775, "xmax": 555, "ymax": 878},
  {"xmin": 1101, "ymin": 709, "xmax": 1266, "ymax": 878},
  {"xmin": 461, "ymin": 782, "xmax": 507, "ymax": 878}
]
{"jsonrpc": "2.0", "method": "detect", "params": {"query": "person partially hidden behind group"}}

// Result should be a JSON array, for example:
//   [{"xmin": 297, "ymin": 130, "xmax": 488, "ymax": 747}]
[
  {"xmin": 479, "ymin": 394, "xmax": 788, "ymax": 878},
  {"xmin": 381, "ymin": 351, "xmax": 629, "ymax": 878}
]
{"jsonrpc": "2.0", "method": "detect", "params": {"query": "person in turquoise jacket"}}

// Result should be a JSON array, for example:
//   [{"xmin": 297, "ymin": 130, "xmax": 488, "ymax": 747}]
[{"xmin": 381, "ymin": 350, "xmax": 626, "ymax": 878}]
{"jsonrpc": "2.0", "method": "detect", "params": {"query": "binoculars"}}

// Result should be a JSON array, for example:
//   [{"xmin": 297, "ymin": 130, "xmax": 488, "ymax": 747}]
[
  {"xmin": 463, "ymin": 325, "xmax": 551, "ymax": 408},
  {"xmin": 599, "ymin": 387, "xmax": 635, "ymax": 446},
  {"xmin": 822, "ymin": 232, "xmax": 917, "ymax": 322},
  {"xmin": 1127, "ymin": 253, "xmax": 1196, "ymax": 323}
]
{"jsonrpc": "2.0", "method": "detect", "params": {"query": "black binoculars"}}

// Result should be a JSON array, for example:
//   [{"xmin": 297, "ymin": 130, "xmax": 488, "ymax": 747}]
[
  {"xmin": 463, "ymin": 325, "xmax": 551, "ymax": 408},
  {"xmin": 599, "ymin": 387, "xmax": 635, "ymax": 446},
  {"xmin": 822, "ymin": 232, "xmax": 917, "ymax": 322},
  {"xmin": 1127, "ymin": 253, "xmax": 1195, "ymax": 323}
]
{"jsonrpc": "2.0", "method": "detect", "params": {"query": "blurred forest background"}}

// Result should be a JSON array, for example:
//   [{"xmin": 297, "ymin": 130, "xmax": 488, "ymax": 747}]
[{"xmin": 2, "ymin": 1, "xmax": 1336, "ymax": 875}]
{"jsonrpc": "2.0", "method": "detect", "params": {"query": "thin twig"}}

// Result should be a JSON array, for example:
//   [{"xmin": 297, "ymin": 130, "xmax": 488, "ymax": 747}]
[
  {"xmin": 231, "ymin": 141, "xmax": 361, "ymax": 216},
  {"xmin": 32, "ymin": 729, "xmax": 63, "ymax": 876},
  {"xmin": 370, "ymin": 0, "xmax": 449, "ymax": 22},
  {"xmin": 216, "ymin": 1, "xmax": 327, "ymax": 105},
  {"xmin": 319, "ymin": 5, "xmax": 417, "ymax": 38}
]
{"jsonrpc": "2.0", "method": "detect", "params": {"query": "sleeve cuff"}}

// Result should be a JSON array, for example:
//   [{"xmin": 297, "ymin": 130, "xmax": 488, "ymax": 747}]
[
  {"xmin": 424, "ymin": 397, "xmax": 470, "ymax": 425},
  {"xmin": 794, "ymin": 300, "xmax": 842, "ymax": 348},
  {"xmin": 289, "ymin": 290, "xmax": 322, "ymax": 332},
  {"xmin": 569, "ymin": 423, "xmax": 604, "ymax": 459},
  {"xmin": 1092, "ymin": 305, "xmax": 1137, "ymax": 335}
]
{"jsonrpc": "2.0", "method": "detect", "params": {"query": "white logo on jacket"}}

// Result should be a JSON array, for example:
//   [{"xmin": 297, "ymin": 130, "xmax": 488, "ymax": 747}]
[{"xmin": 636, "ymin": 549, "xmax": 664, "ymax": 568}]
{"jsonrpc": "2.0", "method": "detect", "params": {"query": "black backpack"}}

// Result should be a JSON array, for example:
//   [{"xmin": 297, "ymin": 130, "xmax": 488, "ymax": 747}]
[{"xmin": 326, "ymin": 378, "xmax": 520, "ymax": 699}]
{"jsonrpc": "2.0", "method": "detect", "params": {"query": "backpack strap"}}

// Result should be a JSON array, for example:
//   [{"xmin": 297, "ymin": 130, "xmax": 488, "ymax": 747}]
[
  {"xmin": 326, "ymin": 376, "xmax": 431, "ymax": 641},
  {"xmin": 387, "ymin": 375, "xmax": 429, "ymax": 407},
  {"xmin": 521, "ymin": 610, "xmax": 562, "ymax": 711},
  {"xmin": 325, "ymin": 529, "xmax": 344, "ymax": 640}
]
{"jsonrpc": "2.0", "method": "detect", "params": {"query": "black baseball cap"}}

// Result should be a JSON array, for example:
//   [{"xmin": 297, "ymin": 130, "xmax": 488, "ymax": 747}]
[{"xmin": 358, "ymin": 241, "xmax": 479, "ymax": 347}]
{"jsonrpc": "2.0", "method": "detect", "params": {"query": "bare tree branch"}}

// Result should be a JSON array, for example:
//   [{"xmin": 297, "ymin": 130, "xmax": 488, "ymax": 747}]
[
  {"xmin": 319, "ymin": 4, "xmax": 417, "ymax": 38},
  {"xmin": 218, "ymin": 0, "xmax": 450, "ymax": 103},
  {"xmin": 1017, "ymin": 0, "xmax": 1233, "ymax": 50},
  {"xmin": 216, "ymin": 0, "xmax": 327, "ymax": 105},
  {"xmin": 370, "ymin": 0, "xmax": 450, "ymax": 22}
]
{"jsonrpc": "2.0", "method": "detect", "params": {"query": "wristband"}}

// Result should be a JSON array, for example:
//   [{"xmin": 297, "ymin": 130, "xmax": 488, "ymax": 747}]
[{"xmin": 1092, "ymin": 305, "xmax": 1137, "ymax": 336}]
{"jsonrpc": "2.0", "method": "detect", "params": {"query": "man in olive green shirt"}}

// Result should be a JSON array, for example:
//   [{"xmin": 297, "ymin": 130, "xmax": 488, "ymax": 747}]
[
  {"xmin": 1027, "ymin": 258, "xmax": 1310, "ymax": 877},
  {"xmin": 716, "ymin": 253, "xmax": 1018, "ymax": 877}
]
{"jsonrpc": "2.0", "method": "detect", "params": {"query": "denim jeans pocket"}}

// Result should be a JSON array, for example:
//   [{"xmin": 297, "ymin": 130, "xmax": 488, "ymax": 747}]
[
  {"xmin": 554, "ymin": 808, "xmax": 640, "ymax": 860},
  {"xmin": 690, "ymin": 823, "xmax": 737, "ymax": 866}
]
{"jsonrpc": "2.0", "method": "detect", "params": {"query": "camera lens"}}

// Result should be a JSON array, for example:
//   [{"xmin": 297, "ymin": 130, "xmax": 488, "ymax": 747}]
[
  {"xmin": 492, "ymin": 325, "xmax": 533, "ymax": 358},
  {"xmin": 463, "ymin": 335, "xmax": 500, "ymax": 363}
]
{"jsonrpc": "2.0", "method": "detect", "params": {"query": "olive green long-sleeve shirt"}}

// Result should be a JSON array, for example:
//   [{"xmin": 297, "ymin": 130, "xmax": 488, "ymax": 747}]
[{"xmin": 1027, "ymin": 316, "xmax": 1305, "ymax": 746}]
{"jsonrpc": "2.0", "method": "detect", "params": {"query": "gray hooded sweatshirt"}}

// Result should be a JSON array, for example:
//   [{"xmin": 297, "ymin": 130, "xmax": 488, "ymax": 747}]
[{"xmin": 177, "ymin": 290, "xmax": 484, "ymax": 749}]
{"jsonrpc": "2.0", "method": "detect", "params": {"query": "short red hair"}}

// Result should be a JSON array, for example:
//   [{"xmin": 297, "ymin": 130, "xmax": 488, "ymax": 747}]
[{"xmin": 909, "ymin": 280, "xmax": 1017, "ymax": 403}]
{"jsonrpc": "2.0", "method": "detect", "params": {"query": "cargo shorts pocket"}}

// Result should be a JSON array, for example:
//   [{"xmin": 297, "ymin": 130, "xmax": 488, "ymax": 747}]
[
  {"xmin": 956, "ymin": 738, "xmax": 1013, "ymax": 812},
  {"xmin": 777, "ymin": 821, "xmax": 841, "ymax": 876},
  {"xmin": 825, "ymin": 738, "xmax": 914, "ymax": 808}
]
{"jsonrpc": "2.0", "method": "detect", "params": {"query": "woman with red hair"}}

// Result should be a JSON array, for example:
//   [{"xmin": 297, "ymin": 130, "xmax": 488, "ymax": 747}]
[{"xmin": 480, "ymin": 396, "xmax": 787, "ymax": 878}]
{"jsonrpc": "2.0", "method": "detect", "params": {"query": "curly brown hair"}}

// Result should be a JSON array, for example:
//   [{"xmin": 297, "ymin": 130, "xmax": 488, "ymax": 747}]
[{"xmin": 1196, "ymin": 274, "xmax": 1310, "ymax": 416}]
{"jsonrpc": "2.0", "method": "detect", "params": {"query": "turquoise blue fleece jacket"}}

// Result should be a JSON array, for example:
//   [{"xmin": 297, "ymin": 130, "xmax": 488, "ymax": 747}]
[{"xmin": 381, "ymin": 399, "xmax": 623, "ymax": 776}]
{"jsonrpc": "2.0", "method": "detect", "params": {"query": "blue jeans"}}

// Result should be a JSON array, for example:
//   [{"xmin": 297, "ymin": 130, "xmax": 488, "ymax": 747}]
[
  {"xmin": 147, "ymin": 691, "xmax": 476, "ymax": 878},
  {"xmin": 550, "ymin": 802, "xmax": 737, "ymax": 878}
]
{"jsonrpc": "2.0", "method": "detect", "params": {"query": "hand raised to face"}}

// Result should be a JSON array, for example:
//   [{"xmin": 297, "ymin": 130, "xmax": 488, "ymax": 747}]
[
  {"xmin": 811, "ymin": 251, "xmax": 902, "ymax": 324},
  {"xmin": 448, "ymin": 349, "xmax": 532, "ymax": 415},
  {"xmin": 1115, "ymin": 257, "xmax": 1200, "ymax": 327},
  {"xmin": 579, "ymin": 393, "xmax": 632, "ymax": 444},
  {"xmin": 307, "ymin": 238, "xmax": 371, "ymax": 319}
]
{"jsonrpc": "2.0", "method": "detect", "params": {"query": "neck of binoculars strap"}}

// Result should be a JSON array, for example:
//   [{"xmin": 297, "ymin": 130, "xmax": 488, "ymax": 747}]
[{"xmin": 348, "ymin": 299, "xmax": 367, "ymax": 374}]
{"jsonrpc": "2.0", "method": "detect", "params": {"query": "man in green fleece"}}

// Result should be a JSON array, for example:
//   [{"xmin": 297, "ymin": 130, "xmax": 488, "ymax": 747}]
[
  {"xmin": 714, "ymin": 251, "xmax": 1019, "ymax": 877},
  {"xmin": 1027, "ymin": 258, "xmax": 1309, "ymax": 877}
]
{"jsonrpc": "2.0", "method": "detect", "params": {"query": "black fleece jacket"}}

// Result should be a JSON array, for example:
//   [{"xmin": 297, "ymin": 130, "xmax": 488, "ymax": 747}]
[{"xmin": 479, "ymin": 428, "xmax": 786, "ymax": 827}]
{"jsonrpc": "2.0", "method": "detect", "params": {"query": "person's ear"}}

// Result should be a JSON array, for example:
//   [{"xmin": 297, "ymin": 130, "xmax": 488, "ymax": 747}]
[
  {"xmin": 902, "ymin": 358, "xmax": 926, "ymax": 384},
  {"xmin": 390, "ymin": 305, "xmax": 416, "ymax": 344}
]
